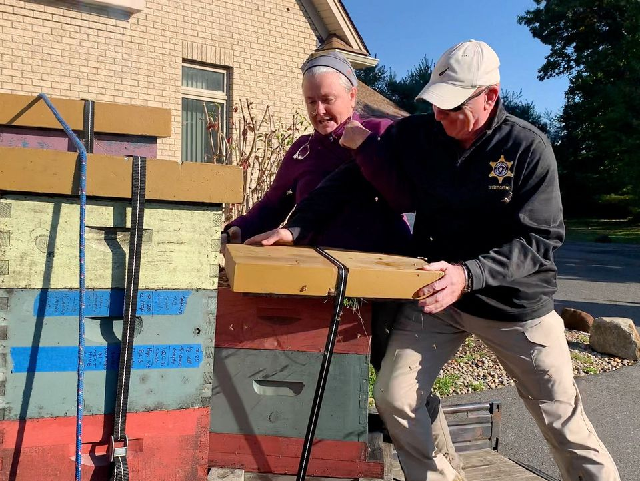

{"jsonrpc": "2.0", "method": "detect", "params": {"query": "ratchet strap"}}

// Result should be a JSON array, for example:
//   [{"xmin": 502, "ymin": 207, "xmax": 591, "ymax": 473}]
[
  {"xmin": 110, "ymin": 156, "xmax": 147, "ymax": 481},
  {"xmin": 296, "ymin": 247, "xmax": 349, "ymax": 481}
]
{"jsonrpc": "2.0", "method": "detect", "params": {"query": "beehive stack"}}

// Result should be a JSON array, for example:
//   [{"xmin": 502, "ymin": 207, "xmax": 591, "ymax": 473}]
[
  {"xmin": 0, "ymin": 94, "xmax": 242, "ymax": 481},
  {"xmin": 208, "ymin": 245, "xmax": 442, "ymax": 478}
]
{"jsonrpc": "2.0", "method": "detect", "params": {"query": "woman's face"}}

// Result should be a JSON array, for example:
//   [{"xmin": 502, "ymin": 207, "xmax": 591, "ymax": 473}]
[{"xmin": 302, "ymin": 71, "xmax": 356, "ymax": 135}]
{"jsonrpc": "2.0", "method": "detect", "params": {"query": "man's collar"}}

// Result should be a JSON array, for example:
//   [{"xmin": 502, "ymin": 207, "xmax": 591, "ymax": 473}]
[{"xmin": 484, "ymin": 96, "xmax": 507, "ymax": 133}]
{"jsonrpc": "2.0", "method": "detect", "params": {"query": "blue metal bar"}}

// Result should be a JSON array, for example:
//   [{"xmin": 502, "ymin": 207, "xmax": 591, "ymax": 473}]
[{"xmin": 37, "ymin": 93, "xmax": 87, "ymax": 481}]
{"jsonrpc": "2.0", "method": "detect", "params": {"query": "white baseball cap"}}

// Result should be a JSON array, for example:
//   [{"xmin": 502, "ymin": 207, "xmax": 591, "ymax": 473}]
[{"xmin": 416, "ymin": 40, "xmax": 500, "ymax": 109}]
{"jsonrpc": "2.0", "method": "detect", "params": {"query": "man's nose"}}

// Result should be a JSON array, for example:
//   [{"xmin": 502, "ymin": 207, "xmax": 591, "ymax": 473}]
[{"xmin": 316, "ymin": 102, "xmax": 327, "ymax": 115}]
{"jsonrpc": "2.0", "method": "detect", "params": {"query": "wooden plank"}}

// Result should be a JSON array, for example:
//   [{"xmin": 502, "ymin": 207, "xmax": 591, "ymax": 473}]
[
  {"xmin": 0, "ymin": 147, "xmax": 243, "ymax": 204},
  {"xmin": 459, "ymin": 450, "xmax": 545, "ymax": 481},
  {"xmin": 215, "ymin": 289, "xmax": 371, "ymax": 354},
  {"xmin": 0, "ymin": 93, "xmax": 84, "ymax": 131},
  {"xmin": 447, "ymin": 414, "xmax": 492, "ymax": 426},
  {"xmin": 385, "ymin": 447, "xmax": 545, "ymax": 481},
  {"xmin": 0, "ymin": 93, "xmax": 171, "ymax": 137},
  {"xmin": 225, "ymin": 245, "xmax": 336, "ymax": 297},
  {"xmin": 225, "ymin": 245, "xmax": 443, "ymax": 300},
  {"xmin": 95, "ymin": 98, "xmax": 171, "ymax": 137},
  {"xmin": 0, "ymin": 195, "xmax": 222, "ymax": 289},
  {"xmin": 452, "ymin": 440, "xmax": 493, "ymax": 453},
  {"xmin": 448, "ymin": 423, "xmax": 492, "ymax": 444}
]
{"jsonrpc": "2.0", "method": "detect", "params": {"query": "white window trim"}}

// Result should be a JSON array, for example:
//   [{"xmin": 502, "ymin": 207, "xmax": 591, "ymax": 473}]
[
  {"xmin": 181, "ymin": 88, "xmax": 227, "ymax": 104},
  {"xmin": 81, "ymin": 0, "xmax": 145, "ymax": 13}
]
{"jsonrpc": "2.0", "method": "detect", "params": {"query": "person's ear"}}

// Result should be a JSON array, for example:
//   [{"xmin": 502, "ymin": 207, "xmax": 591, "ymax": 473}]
[
  {"xmin": 350, "ymin": 86, "xmax": 357, "ymax": 108},
  {"xmin": 486, "ymin": 85, "xmax": 500, "ymax": 110}
]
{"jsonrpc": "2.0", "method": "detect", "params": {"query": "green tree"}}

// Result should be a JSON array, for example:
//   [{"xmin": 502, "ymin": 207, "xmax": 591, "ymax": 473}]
[
  {"xmin": 519, "ymin": 0, "xmax": 640, "ymax": 217},
  {"xmin": 501, "ymin": 89, "xmax": 550, "ymax": 135},
  {"xmin": 355, "ymin": 62, "xmax": 392, "ymax": 98},
  {"xmin": 386, "ymin": 56, "xmax": 434, "ymax": 114},
  {"xmin": 357, "ymin": 56, "xmax": 434, "ymax": 114}
]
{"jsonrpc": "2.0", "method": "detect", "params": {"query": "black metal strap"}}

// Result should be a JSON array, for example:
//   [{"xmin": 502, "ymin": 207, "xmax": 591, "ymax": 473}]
[
  {"xmin": 83, "ymin": 99, "xmax": 95, "ymax": 154},
  {"xmin": 296, "ymin": 247, "xmax": 349, "ymax": 481},
  {"xmin": 110, "ymin": 156, "xmax": 147, "ymax": 481}
]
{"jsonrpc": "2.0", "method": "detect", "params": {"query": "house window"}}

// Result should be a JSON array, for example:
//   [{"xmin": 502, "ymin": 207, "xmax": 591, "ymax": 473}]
[{"xmin": 181, "ymin": 64, "xmax": 228, "ymax": 163}]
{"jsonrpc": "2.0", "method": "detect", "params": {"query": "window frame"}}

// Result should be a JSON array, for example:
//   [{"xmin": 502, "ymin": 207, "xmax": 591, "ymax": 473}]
[{"xmin": 181, "ymin": 62, "xmax": 229, "ymax": 164}]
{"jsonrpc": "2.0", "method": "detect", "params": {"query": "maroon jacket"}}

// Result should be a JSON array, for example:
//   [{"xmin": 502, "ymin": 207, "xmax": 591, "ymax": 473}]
[{"xmin": 225, "ymin": 113, "xmax": 411, "ymax": 254}]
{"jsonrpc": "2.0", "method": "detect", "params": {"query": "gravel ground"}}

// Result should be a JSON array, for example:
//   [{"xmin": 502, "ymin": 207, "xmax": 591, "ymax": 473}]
[{"xmin": 434, "ymin": 329, "xmax": 637, "ymax": 397}]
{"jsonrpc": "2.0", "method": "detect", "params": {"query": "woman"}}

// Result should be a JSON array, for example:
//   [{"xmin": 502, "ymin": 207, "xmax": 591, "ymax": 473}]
[
  {"xmin": 223, "ymin": 50, "xmax": 464, "ymax": 479},
  {"xmin": 222, "ymin": 50, "xmax": 411, "ymax": 254}
]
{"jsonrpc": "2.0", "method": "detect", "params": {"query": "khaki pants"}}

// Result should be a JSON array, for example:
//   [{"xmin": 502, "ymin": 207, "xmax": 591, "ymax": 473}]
[{"xmin": 374, "ymin": 303, "xmax": 620, "ymax": 481}]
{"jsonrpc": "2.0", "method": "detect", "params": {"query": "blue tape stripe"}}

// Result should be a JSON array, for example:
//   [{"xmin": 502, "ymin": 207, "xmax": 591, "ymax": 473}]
[
  {"xmin": 10, "ymin": 344, "xmax": 203, "ymax": 372},
  {"xmin": 33, "ymin": 290, "xmax": 192, "ymax": 317}
]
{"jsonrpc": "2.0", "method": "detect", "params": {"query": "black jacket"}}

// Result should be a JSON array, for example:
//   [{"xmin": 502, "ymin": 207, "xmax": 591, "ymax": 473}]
[{"xmin": 286, "ymin": 99, "xmax": 565, "ymax": 322}]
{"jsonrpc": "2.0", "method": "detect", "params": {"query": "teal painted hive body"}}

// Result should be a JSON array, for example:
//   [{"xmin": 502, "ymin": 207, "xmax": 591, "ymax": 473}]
[
  {"xmin": 209, "ymin": 348, "xmax": 369, "ymax": 442},
  {"xmin": 2, "ymin": 289, "xmax": 216, "ymax": 420}
]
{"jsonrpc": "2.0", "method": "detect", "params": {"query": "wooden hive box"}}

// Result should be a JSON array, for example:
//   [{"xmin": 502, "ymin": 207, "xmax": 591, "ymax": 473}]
[{"xmin": 215, "ymin": 288, "xmax": 372, "ymax": 354}]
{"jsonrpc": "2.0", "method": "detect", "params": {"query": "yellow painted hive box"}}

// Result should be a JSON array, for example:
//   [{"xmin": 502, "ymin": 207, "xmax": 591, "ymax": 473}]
[{"xmin": 0, "ymin": 194, "xmax": 223, "ymax": 290}]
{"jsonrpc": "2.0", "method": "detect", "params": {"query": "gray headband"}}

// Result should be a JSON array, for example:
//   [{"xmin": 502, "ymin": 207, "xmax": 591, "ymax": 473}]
[{"xmin": 301, "ymin": 51, "xmax": 358, "ymax": 87}]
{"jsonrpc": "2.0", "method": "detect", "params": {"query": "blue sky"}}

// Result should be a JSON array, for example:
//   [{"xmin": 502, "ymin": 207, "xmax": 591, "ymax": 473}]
[{"xmin": 342, "ymin": 0, "xmax": 569, "ymax": 115}]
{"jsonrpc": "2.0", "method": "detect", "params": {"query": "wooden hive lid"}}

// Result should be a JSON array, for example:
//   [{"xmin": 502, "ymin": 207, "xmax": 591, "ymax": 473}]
[{"xmin": 224, "ymin": 244, "xmax": 443, "ymax": 299}]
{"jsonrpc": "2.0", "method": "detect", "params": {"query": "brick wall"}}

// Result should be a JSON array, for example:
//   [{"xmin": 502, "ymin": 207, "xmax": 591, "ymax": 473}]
[{"xmin": 0, "ymin": 0, "xmax": 318, "ymax": 160}]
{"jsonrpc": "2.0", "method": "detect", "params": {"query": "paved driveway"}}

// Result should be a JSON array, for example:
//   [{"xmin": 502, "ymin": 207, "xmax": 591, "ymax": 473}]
[{"xmin": 555, "ymin": 241, "xmax": 640, "ymax": 325}]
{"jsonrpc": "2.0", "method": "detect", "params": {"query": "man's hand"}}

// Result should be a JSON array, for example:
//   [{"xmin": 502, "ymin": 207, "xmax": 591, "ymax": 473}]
[
  {"xmin": 339, "ymin": 120, "xmax": 372, "ymax": 150},
  {"xmin": 414, "ymin": 262, "xmax": 467, "ymax": 313},
  {"xmin": 221, "ymin": 226, "xmax": 241, "ymax": 251},
  {"xmin": 244, "ymin": 228, "xmax": 294, "ymax": 246}
]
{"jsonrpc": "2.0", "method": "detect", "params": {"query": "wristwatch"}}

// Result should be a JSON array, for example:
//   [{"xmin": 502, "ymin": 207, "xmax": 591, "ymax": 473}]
[{"xmin": 459, "ymin": 263, "xmax": 473, "ymax": 293}]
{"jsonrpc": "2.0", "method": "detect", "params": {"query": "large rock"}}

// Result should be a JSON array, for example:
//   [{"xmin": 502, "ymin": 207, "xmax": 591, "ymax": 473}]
[
  {"xmin": 561, "ymin": 308, "xmax": 594, "ymax": 333},
  {"xmin": 589, "ymin": 317, "xmax": 640, "ymax": 360}
]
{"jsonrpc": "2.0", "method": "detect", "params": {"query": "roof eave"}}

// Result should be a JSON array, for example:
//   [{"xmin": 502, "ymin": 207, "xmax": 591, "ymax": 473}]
[
  {"xmin": 308, "ymin": 0, "xmax": 370, "ymax": 54},
  {"xmin": 341, "ymin": 51, "xmax": 379, "ymax": 69}
]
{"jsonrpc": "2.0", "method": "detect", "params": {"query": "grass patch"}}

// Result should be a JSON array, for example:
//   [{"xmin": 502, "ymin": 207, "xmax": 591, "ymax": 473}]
[
  {"xmin": 368, "ymin": 364, "xmax": 376, "ymax": 401},
  {"xmin": 565, "ymin": 218, "xmax": 640, "ymax": 244},
  {"xmin": 455, "ymin": 353, "xmax": 476, "ymax": 364},
  {"xmin": 469, "ymin": 381, "xmax": 485, "ymax": 392},
  {"xmin": 433, "ymin": 374, "xmax": 460, "ymax": 397},
  {"xmin": 571, "ymin": 351, "xmax": 594, "ymax": 364}
]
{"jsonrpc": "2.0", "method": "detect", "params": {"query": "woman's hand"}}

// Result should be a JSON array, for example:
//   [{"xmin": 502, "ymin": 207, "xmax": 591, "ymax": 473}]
[
  {"xmin": 244, "ymin": 228, "xmax": 294, "ymax": 246},
  {"xmin": 339, "ymin": 120, "xmax": 371, "ymax": 150}
]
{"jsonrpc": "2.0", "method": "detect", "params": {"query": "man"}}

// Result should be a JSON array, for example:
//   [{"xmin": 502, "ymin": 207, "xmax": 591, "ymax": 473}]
[{"xmin": 247, "ymin": 40, "xmax": 620, "ymax": 481}]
